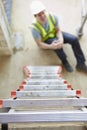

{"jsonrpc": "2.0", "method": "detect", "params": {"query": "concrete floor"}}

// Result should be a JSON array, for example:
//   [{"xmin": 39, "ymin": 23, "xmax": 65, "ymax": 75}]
[
  {"xmin": 0, "ymin": 0, "xmax": 87, "ymax": 99},
  {"xmin": 0, "ymin": 0, "xmax": 87, "ymax": 129}
]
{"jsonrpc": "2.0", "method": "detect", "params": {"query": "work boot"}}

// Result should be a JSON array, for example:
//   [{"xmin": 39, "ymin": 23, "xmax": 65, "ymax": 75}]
[
  {"xmin": 76, "ymin": 63, "xmax": 87, "ymax": 72},
  {"xmin": 62, "ymin": 61, "xmax": 74, "ymax": 72}
]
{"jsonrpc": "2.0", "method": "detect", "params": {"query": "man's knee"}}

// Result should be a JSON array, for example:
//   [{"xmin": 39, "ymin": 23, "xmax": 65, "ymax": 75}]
[{"xmin": 72, "ymin": 35, "xmax": 78, "ymax": 43}]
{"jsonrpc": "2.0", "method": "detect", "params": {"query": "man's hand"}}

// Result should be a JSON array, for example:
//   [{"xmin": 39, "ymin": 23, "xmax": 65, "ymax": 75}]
[
  {"xmin": 51, "ymin": 39, "xmax": 63, "ymax": 49},
  {"xmin": 34, "ymin": 38, "xmax": 63, "ymax": 50}
]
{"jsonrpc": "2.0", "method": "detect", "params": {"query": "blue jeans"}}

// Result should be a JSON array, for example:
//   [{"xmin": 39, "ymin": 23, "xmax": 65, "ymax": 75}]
[{"xmin": 45, "ymin": 32, "xmax": 85, "ymax": 65}]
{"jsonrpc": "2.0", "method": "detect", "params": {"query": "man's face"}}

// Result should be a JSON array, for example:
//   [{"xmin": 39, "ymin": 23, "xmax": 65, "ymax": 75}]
[{"xmin": 35, "ymin": 11, "xmax": 47, "ymax": 24}]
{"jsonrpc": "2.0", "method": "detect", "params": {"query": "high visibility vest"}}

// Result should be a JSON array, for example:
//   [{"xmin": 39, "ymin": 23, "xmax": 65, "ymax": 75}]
[{"xmin": 31, "ymin": 14, "xmax": 56, "ymax": 42}]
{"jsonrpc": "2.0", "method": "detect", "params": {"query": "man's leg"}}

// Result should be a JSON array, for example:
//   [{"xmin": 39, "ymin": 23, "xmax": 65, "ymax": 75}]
[
  {"xmin": 54, "ymin": 48, "xmax": 73, "ymax": 72},
  {"xmin": 46, "ymin": 38, "xmax": 73, "ymax": 72},
  {"xmin": 62, "ymin": 32, "xmax": 87, "ymax": 72}
]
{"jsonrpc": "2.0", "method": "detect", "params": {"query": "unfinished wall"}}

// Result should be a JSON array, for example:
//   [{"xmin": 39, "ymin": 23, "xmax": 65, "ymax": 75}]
[{"xmin": 0, "ymin": 0, "xmax": 13, "ymax": 55}]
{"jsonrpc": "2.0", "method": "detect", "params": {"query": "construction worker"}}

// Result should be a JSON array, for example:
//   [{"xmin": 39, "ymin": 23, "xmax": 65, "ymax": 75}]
[{"xmin": 30, "ymin": 0, "xmax": 87, "ymax": 73}]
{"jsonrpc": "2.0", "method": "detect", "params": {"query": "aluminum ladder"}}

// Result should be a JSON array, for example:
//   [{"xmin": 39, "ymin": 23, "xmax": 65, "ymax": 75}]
[{"xmin": 0, "ymin": 65, "xmax": 87, "ymax": 130}]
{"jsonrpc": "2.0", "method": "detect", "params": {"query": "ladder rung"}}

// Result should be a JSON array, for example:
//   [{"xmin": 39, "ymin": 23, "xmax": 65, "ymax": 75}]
[
  {"xmin": 26, "ymin": 74, "xmax": 62, "ymax": 79},
  {"xmin": 22, "ymin": 79, "xmax": 67, "ymax": 85},
  {"xmin": 1, "ymin": 98, "xmax": 87, "ymax": 108},
  {"xmin": 23, "ymin": 66, "xmax": 62, "ymax": 76},
  {"xmin": 0, "ymin": 111, "xmax": 87, "ymax": 123},
  {"xmin": 26, "ymin": 73, "xmax": 62, "ymax": 76},
  {"xmin": 23, "ymin": 66, "xmax": 62, "ymax": 71},
  {"xmin": 19, "ymin": 84, "xmax": 71, "ymax": 91},
  {"xmin": 11, "ymin": 90, "xmax": 81, "ymax": 98}
]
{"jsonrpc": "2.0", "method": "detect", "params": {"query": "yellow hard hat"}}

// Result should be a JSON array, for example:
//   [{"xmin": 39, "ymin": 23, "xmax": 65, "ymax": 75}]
[{"xmin": 30, "ymin": 0, "xmax": 46, "ymax": 15}]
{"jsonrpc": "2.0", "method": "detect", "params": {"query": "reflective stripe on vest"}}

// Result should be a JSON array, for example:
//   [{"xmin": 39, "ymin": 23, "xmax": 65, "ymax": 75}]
[{"xmin": 31, "ymin": 14, "xmax": 56, "ymax": 42}]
